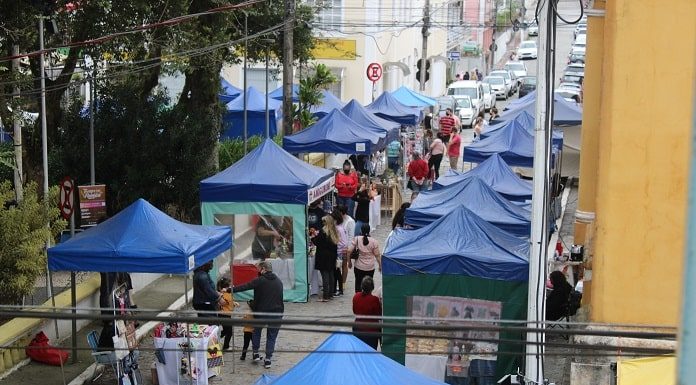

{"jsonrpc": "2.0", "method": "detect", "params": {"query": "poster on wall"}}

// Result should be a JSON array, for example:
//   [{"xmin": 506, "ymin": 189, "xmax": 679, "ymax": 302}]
[
  {"xmin": 406, "ymin": 296, "xmax": 502, "ymax": 378},
  {"xmin": 78, "ymin": 184, "xmax": 107, "ymax": 226}
]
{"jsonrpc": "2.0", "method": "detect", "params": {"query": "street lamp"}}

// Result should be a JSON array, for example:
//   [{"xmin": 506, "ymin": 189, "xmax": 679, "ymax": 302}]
[{"xmin": 243, "ymin": 11, "xmax": 248, "ymax": 154}]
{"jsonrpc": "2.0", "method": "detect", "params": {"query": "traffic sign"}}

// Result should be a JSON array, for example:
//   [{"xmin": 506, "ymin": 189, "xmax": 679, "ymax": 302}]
[
  {"xmin": 58, "ymin": 177, "xmax": 75, "ymax": 220},
  {"xmin": 448, "ymin": 51, "xmax": 461, "ymax": 61},
  {"xmin": 366, "ymin": 62, "xmax": 383, "ymax": 83}
]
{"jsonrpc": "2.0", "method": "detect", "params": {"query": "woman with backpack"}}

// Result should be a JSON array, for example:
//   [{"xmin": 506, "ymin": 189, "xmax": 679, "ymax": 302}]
[{"xmin": 347, "ymin": 223, "xmax": 382, "ymax": 293}]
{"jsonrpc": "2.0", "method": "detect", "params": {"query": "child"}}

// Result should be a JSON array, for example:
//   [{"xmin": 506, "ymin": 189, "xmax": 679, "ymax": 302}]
[
  {"xmin": 216, "ymin": 277, "xmax": 237, "ymax": 351},
  {"xmin": 240, "ymin": 300, "xmax": 255, "ymax": 360}
]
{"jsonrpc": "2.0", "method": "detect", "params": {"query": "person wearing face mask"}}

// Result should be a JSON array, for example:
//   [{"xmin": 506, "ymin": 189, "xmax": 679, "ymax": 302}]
[
  {"xmin": 232, "ymin": 261, "xmax": 284, "ymax": 368},
  {"xmin": 335, "ymin": 160, "xmax": 359, "ymax": 215}
]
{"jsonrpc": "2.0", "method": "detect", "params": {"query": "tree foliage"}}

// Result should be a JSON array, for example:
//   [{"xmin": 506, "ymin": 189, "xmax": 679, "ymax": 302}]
[
  {"xmin": 294, "ymin": 63, "xmax": 337, "ymax": 129},
  {"xmin": 218, "ymin": 135, "xmax": 282, "ymax": 170},
  {"xmin": 0, "ymin": 182, "xmax": 66, "ymax": 305}
]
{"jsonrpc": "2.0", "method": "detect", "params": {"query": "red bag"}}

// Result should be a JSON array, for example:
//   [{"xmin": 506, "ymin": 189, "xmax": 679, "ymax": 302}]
[{"xmin": 25, "ymin": 332, "xmax": 69, "ymax": 366}]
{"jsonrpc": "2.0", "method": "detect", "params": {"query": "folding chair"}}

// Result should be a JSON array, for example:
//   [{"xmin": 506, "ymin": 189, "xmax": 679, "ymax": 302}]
[{"xmin": 86, "ymin": 330, "xmax": 119, "ymax": 382}]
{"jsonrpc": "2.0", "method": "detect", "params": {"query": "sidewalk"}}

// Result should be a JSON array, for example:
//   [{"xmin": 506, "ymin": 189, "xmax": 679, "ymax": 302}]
[{"xmin": 0, "ymin": 275, "xmax": 186, "ymax": 385}]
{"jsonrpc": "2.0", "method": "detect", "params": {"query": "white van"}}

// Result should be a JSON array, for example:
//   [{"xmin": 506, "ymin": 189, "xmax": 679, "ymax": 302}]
[{"xmin": 447, "ymin": 80, "xmax": 484, "ymax": 117}]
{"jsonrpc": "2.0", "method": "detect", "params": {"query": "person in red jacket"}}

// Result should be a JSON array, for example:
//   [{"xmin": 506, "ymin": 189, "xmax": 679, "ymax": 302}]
[
  {"xmin": 352, "ymin": 276, "xmax": 382, "ymax": 350},
  {"xmin": 407, "ymin": 151, "xmax": 430, "ymax": 193},
  {"xmin": 335, "ymin": 160, "xmax": 359, "ymax": 215}
]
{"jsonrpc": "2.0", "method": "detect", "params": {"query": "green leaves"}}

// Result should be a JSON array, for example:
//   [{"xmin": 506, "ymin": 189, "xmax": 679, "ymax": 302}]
[
  {"xmin": 294, "ymin": 63, "xmax": 337, "ymax": 129},
  {"xmin": 0, "ymin": 182, "xmax": 66, "ymax": 305}
]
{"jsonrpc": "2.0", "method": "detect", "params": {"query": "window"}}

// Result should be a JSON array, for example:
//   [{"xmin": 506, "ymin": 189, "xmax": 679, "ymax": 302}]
[
  {"xmin": 309, "ymin": 0, "xmax": 343, "ymax": 31},
  {"xmin": 325, "ymin": 67, "xmax": 344, "ymax": 99}
]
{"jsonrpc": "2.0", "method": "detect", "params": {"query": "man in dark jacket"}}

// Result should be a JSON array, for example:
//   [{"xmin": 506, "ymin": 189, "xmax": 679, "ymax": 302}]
[
  {"xmin": 233, "ymin": 261, "xmax": 284, "ymax": 368},
  {"xmin": 193, "ymin": 261, "xmax": 224, "ymax": 318}
]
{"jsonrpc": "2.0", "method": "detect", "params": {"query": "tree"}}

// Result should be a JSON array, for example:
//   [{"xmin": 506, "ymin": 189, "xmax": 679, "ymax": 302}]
[
  {"xmin": 293, "ymin": 64, "xmax": 337, "ymax": 129},
  {"xmin": 0, "ymin": 181, "xmax": 66, "ymax": 305}
]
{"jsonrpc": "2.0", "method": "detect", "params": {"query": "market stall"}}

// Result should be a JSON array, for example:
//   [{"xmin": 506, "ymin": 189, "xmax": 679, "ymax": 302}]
[
  {"xmin": 219, "ymin": 77, "xmax": 242, "ymax": 103},
  {"xmin": 496, "ymin": 91, "xmax": 583, "ymax": 126},
  {"xmin": 269, "ymin": 84, "xmax": 299, "ymax": 103},
  {"xmin": 366, "ymin": 91, "xmax": 423, "ymax": 126},
  {"xmin": 382, "ymin": 206, "xmax": 529, "ymax": 382},
  {"xmin": 199, "ymin": 138, "xmax": 334, "ymax": 302},
  {"xmin": 222, "ymin": 86, "xmax": 282, "ymax": 139},
  {"xmin": 482, "ymin": 111, "xmax": 564, "ymax": 147},
  {"xmin": 153, "ymin": 323, "xmax": 221, "ymax": 385},
  {"xmin": 390, "ymin": 86, "xmax": 438, "ymax": 108},
  {"xmin": 310, "ymin": 90, "xmax": 346, "ymax": 119},
  {"xmin": 433, "ymin": 154, "xmax": 533, "ymax": 202},
  {"xmin": 405, "ymin": 177, "xmax": 531, "ymax": 237}
]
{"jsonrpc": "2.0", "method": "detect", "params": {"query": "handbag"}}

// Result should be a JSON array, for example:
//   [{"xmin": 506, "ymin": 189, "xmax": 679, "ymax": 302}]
[{"xmin": 350, "ymin": 238, "xmax": 360, "ymax": 260}]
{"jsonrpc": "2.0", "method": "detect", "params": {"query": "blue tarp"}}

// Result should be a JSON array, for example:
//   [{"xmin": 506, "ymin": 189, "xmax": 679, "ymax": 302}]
[
  {"xmin": 223, "ymin": 86, "xmax": 282, "ymax": 139},
  {"xmin": 463, "ymin": 119, "xmax": 536, "ymax": 167},
  {"xmin": 366, "ymin": 92, "xmax": 423, "ymax": 126},
  {"xmin": 385, "ymin": 206, "xmax": 529, "ymax": 280},
  {"xmin": 283, "ymin": 109, "xmax": 383, "ymax": 155},
  {"xmin": 201, "ymin": 138, "xmax": 333, "ymax": 204},
  {"xmin": 405, "ymin": 177, "xmax": 531, "ymax": 237},
  {"xmin": 219, "ymin": 77, "xmax": 242, "ymax": 103},
  {"xmin": 310, "ymin": 90, "xmax": 346, "ymax": 119},
  {"xmin": 47, "ymin": 199, "xmax": 232, "ymax": 274},
  {"xmin": 269, "ymin": 333, "xmax": 447, "ymax": 385},
  {"xmin": 252, "ymin": 375, "xmax": 278, "ymax": 385},
  {"xmin": 434, "ymin": 154, "xmax": 533, "ymax": 202},
  {"xmin": 269, "ymin": 84, "xmax": 299, "ymax": 103},
  {"xmin": 482, "ymin": 111, "xmax": 564, "ymax": 147},
  {"xmin": 341, "ymin": 99, "xmax": 400, "ymax": 144},
  {"xmin": 390, "ymin": 86, "xmax": 438, "ymax": 108},
  {"xmin": 496, "ymin": 91, "xmax": 582, "ymax": 126}
]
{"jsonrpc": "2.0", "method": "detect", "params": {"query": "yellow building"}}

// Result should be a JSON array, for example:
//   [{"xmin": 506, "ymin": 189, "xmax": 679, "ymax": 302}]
[{"xmin": 575, "ymin": 0, "xmax": 696, "ymax": 326}]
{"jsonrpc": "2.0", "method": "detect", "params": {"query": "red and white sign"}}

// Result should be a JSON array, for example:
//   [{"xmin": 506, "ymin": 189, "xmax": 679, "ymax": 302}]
[
  {"xmin": 58, "ymin": 177, "xmax": 75, "ymax": 220},
  {"xmin": 366, "ymin": 62, "xmax": 383, "ymax": 83}
]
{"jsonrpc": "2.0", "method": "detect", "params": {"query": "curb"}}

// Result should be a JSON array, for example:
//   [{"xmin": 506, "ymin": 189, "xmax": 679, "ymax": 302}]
[{"xmin": 67, "ymin": 289, "xmax": 193, "ymax": 385}]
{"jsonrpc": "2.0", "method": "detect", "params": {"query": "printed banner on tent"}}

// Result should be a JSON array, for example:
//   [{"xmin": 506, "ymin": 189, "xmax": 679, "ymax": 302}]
[
  {"xmin": 307, "ymin": 178, "xmax": 334, "ymax": 204},
  {"xmin": 406, "ymin": 296, "xmax": 501, "ymax": 378}
]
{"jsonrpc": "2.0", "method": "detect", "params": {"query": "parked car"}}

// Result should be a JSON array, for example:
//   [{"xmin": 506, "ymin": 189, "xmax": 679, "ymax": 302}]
[
  {"xmin": 518, "ymin": 76, "xmax": 537, "ymax": 98},
  {"xmin": 574, "ymin": 23, "xmax": 587, "ymax": 38},
  {"xmin": 574, "ymin": 33, "xmax": 587, "ymax": 46},
  {"xmin": 504, "ymin": 61, "xmax": 528, "ymax": 80},
  {"xmin": 489, "ymin": 70, "xmax": 517, "ymax": 95},
  {"xmin": 481, "ymin": 83, "xmax": 496, "ymax": 111},
  {"xmin": 527, "ymin": 22, "xmax": 539, "ymax": 36},
  {"xmin": 555, "ymin": 89, "xmax": 581, "ymax": 103},
  {"xmin": 567, "ymin": 52, "xmax": 585, "ymax": 65},
  {"xmin": 456, "ymin": 95, "xmax": 477, "ymax": 128},
  {"xmin": 482, "ymin": 76, "xmax": 507, "ymax": 100},
  {"xmin": 517, "ymin": 40, "xmax": 538, "ymax": 60},
  {"xmin": 447, "ymin": 80, "xmax": 484, "ymax": 116},
  {"xmin": 560, "ymin": 74, "xmax": 584, "ymax": 87},
  {"xmin": 558, "ymin": 82, "xmax": 582, "ymax": 92},
  {"xmin": 434, "ymin": 96, "xmax": 459, "ymax": 118},
  {"xmin": 564, "ymin": 63, "xmax": 585, "ymax": 78}
]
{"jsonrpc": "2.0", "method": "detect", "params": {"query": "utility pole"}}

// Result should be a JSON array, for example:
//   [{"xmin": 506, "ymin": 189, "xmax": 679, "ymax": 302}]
[
  {"xmin": 11, "ymin": 44, "xmax": 23, "ymax": 202},
  {"xmin": 525, "ymin": 0, "xmax": 552, "ymax": 382},
  {"xmin": 89, "ymin": 65, "xmax": 95, "ymax": 185},
  {"xmin": 243, "ymin": 11, "xmax": 248, "ymax": 154},
  {"xmin": 282, "ymin": 0, "xmax": 295, "ymax": 136},
  {"xmin": 419, "ymin": 0, "xmax": 430, "ymax": 92}
]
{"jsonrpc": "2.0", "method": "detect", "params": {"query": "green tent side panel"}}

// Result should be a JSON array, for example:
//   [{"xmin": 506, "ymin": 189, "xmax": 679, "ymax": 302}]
[
  {"xmin": 201, "ymin": 201, "xmax": 308, "ymax": 302},
  {"xmin": 382, "ymin": 274, "xmax": 528, "ymax": 379}
]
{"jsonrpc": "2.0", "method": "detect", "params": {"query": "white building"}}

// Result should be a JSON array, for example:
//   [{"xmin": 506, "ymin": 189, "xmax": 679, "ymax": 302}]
[{"xmin": 222, "ymin": 0, "xmax": 454, "ymax": 105}]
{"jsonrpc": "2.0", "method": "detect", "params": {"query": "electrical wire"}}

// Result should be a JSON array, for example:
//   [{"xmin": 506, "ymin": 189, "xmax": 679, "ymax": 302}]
[{"xmin": 551, "ymin": 0, "xmax": 585, "ymax": 25}]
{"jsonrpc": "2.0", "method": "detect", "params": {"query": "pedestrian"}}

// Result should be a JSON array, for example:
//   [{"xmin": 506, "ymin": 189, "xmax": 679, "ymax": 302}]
[
  {"xmin": 217, "ymin": 277, "xmax": 238, "ymax": 351},
  {"xmin": 239, "ymin": 300, "xmax": 255, "ymax": 360},
  {"xmin": 422, "ymin": 129, "xmax": 433, "ymax": 156},
  {"xmin": 428, "ymin": 136, "xmax": 446, "ymax": 180},
  {"xmin": 473, "ymin": 112, "xmax": 485, "ymax": 140},
  {"xmin": 489, "ymin": 106, "xmax": 499, "ymax": 122},
  {"xmin": 232, "ymin": 261, "xmax": 284, "ymax": 368},
  {"xmin": 452, "ymin": 110, "xmax": 461, "ymax": 130},
  {"xmin": 332, "ymin": 209, "xmax": 349, "ymax": 297},
  {"xmin": 455, "ymin": 73, "xmax": 462, "ymax": 81},
  {"xmin": 386, "ymin": 140, "xmax": 402, "ymax": 174},
  {"xmin": 339, "ymin": 205, "xmax": 356, "ymax": 243},
  {"xmin": 347, "ymin": 223, "xmax": 382, "ymax": 293},
  {"xmin": 310, "ymin": 215, "xmax": 340, "ymax": 302},
  {"xmin": 448, "ymin": 127, "xmax": 462, "ymax": 170},
  {"xmin": 307, "ymin": 199, "xmax": 326, "ymax": 233},
  {"xmin": 335, "ymin": 160, "xmax": 359, "ymax": 216},
  {"xmin": 352, "ymin": 276, "xmax": 382, "ymax": 350},
  {"xmin": 407, "ymin": 152, "xmax": 430, "ymax": 192},
  {"xmin": 476, "ymin": 69, "xmax": 483, "ymax": 81},
  {"xmin": 252, "ymin": 216, "xmax": 283, "ymax": 260},
  {"xmin": 424, "ymin": 113, "xmax": 433, "ymax": 131},
  {"xmin": 463, "ymin": 71, "xmax": 470, "ymax": 80},
  {"xmin": 352, "ymin": 184, "xmax": 373, "ymax": 235},
  {"xmin": 438, "ymin": 109, "xmax": 455, "ymax": 144},
  {"xmin": 193, "ymin": 261, "xmax": 225, "ymax": 318},
  {"xmin": 471, "ymin": 69, "xmax": 478, "ymax": 81},
  {"xmin": 546, "ymin": 271, "xmax": 573, "ymax": 321},
  {"xmin": 391, "ymin": 202, "xmax": 411, "ymax": 229}
]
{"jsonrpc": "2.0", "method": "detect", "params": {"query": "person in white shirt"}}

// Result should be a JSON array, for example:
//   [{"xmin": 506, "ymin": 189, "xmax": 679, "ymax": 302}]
[{"xmin": 338, "ymin": 205, "xmax": 355, "ymax": 293}]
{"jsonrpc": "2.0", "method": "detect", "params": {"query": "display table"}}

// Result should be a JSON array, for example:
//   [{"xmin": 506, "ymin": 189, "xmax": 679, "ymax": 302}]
[
  {"xmin": 405, "ymin": 354, "xmax": 448, "ymax": 381},
  {"xmin": 154, "ymin": 325, "xmax": 220, "ymax": 385},
  {"xmin": 268, "ymin": 258, "xmax": 295, "ymax": 289}
]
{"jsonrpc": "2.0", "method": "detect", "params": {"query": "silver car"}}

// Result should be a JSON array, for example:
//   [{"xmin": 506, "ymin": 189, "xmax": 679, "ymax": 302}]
[
  {"xmin": 504, "ymin": 61, "xmax": 528, "ymax": 81},
  {"xmin": 489, "ymin": 70, "xmax": 516, "ymax": 95},
  {"xmin": 481, "ymin": 83, "xmax": 496, "ymax": 111},
  {"xmin": 482, "ymin": 76, "xmax": 508, "ymax": 100}
]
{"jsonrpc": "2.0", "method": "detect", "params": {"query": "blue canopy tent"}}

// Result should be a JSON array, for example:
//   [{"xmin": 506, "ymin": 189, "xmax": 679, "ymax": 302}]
[
  {"xmin": 463, "ymin": 119, "xmax": 536, "ymax": 167},
  {"xmin": 222, "ymin": 86, "xmax": 282, "ymax": 139},
  {"xmin": 433, "ymin": 154, "xmax": 533, "ymax": 202},
  {"xmin": 200, "ymin": 139, "xmax": 334, "ymax": 302},
  {"xmin": 48, "ymin": 199, "xmax": 232, "ymax": 273},
  {"xmin": 382, "ymin": 206, "xmax": 529, "ymax": 379},
  {"xmin": 482, "ymin": 111, "xmax": 564, "ymax": 148},
  {"xmin": 269, "ymin": 333, "xmax": 447, "ymax": 385},
  {"xmin": 283, "ymin": 109, "xmax": 383, "ymax": 155},
  {"xmin": 252, "ymin": 375, "xmax": 278, "ymax": 385},
  {"xmin": 366, "ymin": 92, "xmax": 423, "ymax": 126},
  {"xmin": 219, "ymin": 77, "xmax": 242, "ymax": 103},
  {"xmin": 390, "ymin": 86, "xmax": 438, "ymax": 108},
  {"xmin": 495, "ymin": 91, "xmax": 582, "ymax": 126},
  {"xmin": 269, "ymin": 84, "xmax": 299, "ymax": 103},
  {"xmin": 405, "ymin": 177, "xmax": 531, "ymax": 237},
  {"xmin": 341, "ymin": 99, "xmax": 400, "ymax": 143},
  {"xmin": 310, "ymin": 90, "xmax": 346, "ymax": 119}
]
